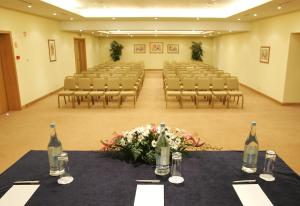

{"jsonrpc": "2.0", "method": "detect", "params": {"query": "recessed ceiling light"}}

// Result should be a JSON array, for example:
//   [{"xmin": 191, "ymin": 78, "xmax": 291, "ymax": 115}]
[
  {"xmin": 53, "ymin": 13, "xmax": 57, "ymax": 16},
  {"xmin": 237, "ymin": 18, "xmax": 241, "ymax": 21},
  {"xmin": 27, "ymin": 5, "xmax": 32, "ymax": 8},
  {"xmin": 130, "ymin": 35, "xmax": 133, "ymax": 38},
  {"xmin": 154, "ymin": 17, "xmax": 158, "ymax": 20},
  {"xmin": 277, "ymin": 6, "xmax": 282, "ymax": 10},
  {"xmin": 112, "ymin": 17, "xmax": 116, "ymax": 20},
  {"xmin": 253, "ymin": 13, "xmax": 257, "ymax": 17},
  {"xmin": 70, "ymin": 17, "xmax": 74, "ymax": 20}
]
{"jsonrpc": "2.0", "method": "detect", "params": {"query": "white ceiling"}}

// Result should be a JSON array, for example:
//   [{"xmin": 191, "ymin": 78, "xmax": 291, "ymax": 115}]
[
  {"xmin": 41, "ymin": 0, "xmax": 271, "ymax": 18},
  {"xmin": 0, "ymin": 0, "xmax": 300, "ymax": 37}
]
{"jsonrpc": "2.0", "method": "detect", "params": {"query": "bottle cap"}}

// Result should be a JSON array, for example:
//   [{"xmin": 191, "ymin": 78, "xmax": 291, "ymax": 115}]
[
  {"xmin": 50, "ymin": 122, "xmax": 56, "ymax": 128},
  {"xmin": 251, "ymin": 121, "xmax": 256, "ymax": 126}
]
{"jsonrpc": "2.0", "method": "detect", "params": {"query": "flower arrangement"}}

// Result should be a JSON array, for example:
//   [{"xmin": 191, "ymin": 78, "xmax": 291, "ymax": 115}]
[{"xmin": 101, "ymin": 124, "xmax": 205, "ymax": 164}]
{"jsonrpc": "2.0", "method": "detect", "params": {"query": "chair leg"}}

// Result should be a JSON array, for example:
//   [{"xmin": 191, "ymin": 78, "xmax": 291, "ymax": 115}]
[
  {"xmin": 134, "ymin": 96, "xmax": 136, "ymax": 108},
  {"xmin": 71, "ymin": 96, "xmax": 75, "ymax": 108},
  {"xmin": 241, "ymin": 95, "xmax": 244, "ymax": 109},
  {"xmin": 58, "ymin": 96, "xmax": 61, "ymax": 108}
]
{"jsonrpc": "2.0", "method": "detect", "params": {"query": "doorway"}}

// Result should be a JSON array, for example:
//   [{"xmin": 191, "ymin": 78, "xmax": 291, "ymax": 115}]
[
  {"xmin": 283, "ymin": 33, "xmax": 300, "ymax": 103},
  {"xmin": 74, "ymin": 38, "xmax": 87, "ymax": 73},
  {"xmin": 0, "ymin": 32, "xmax": 21, "ymax": 114}
]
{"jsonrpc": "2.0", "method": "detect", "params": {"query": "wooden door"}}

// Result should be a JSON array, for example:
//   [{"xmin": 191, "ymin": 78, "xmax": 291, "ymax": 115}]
[
  {"xmin": 74, "ymin": 38, "xmax": 87, "ymax": 73},
  {"xmin": 0, "ymin": 55, "xmax": 8, "ymax": 114},
  {"xmin": 0, "ymin": 33, "xmax": 21, "ymax": 112}
]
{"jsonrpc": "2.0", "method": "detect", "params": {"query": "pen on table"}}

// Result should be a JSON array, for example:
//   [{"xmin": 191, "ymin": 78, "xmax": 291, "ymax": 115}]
[
  {"xmin": 232, "ymin": 179, "xmax": 256, "ymax": 183},
  {"xmin": 136, "ymin": 180, "xmax": 160, "ymax": 183},
  {"xmin": 14, "ymin": 180, "xmax": 40, "ymax": 185}
]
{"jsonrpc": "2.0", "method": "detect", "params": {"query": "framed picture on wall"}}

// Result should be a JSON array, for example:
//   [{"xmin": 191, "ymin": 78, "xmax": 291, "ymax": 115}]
[
  {"xmin": 134, "ymin": 44, "xmax": 146, "ymax": 53},
  {"xmin": 167, "ymin": 44, "xmax": 179, "ymax": 53},
  {"xmin": 149, "ymin": 42, "xmax": 163, "ymax": 53},
  {"xmin": 48, "ymin": 39, "xmax": 56, "ymax": 62},
  {"xmin": 260, "ymin": 46, "xmax": 270, "ymax": 64}
]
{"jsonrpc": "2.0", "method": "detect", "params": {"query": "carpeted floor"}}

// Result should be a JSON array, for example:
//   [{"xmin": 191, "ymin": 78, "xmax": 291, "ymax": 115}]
[{"xmin": 0, "ymin": 70, "xmax": 300, "ymax": 175}]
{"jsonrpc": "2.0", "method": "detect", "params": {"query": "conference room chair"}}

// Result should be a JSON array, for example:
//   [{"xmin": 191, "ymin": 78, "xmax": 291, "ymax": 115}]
[
  {"xmin": 211, "ymin": 78, "xmax": 228, "ymax": 108},
  {"xmin": 120, "ymin": 78, "xmax": 137, "ymax": 107},
  {"xmin": 226, "ymin": 77, "xmax": 244, "ymax": 108},
  {"xmin": 181, "ymin": 78, "xmax": 197, "ymax": 108},
  {"xmin": 165, "ymin": 78, "xmax": 182, "ymax": 108},
  {"xmin": 89, "ymin": 78, "xmax": 106, "ymax": 108},
  {"xmin": 105, "ymin": 78, "xmax": 121, "ymax": 107},
  {"xmin": 57, "ymin": 77, "xmax": 76, "ymax": 108},
  {"xmin": 196, "ymin": 77, "xmax": 213, "ymax": 108},
  {"xmin": 74, "ymin": 78, "xmax": 91, "ymax": 108}
]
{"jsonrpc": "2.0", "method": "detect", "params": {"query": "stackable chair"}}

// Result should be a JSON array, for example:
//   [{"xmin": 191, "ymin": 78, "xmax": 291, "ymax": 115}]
[
  {"xmin": 58, "ymin": 77, "xmax": 76, "ymax": 108},
  {"xmin": 89, "ymin": 78, "xmax": 106, "ymax": 108},
  {"xmin": 211, "ymin": 78, "xmax": 227, "ymax": 108},
  {"xmin": 196, "ymin": 77, "xmax": 213, "ymax": 108},
  {"xmin": 226, "ymin": 77, "xmax": 244, "ymax": 108},
  {"xmin": 181, "ymin": 78, "xmax": 197, "ymax": 108},
  {"xmin": 74, "ymin": 78, "xmax": 91, "ymax": 107},
  {"xmin": 165, "ymin": 78, "xmax": 182, "ymax": 108},
  {"xmin": 105, "ymin": 78, "xmax": 121, "ymax": 107},
  {"xmin": 120, "ymin": 78, "xmax": 138, "ymax": 107}
]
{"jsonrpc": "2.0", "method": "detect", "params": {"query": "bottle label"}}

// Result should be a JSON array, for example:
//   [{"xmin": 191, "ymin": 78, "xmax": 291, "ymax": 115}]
[{"xmin": 160, "ymin": 147, "xmax": 170, "ymax": 165}]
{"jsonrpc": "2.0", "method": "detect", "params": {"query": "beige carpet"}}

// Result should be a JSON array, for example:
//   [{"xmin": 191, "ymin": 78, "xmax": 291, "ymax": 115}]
[{"xmin": 0, "ymin": 71, "xmax": 300, "ymax": 175}]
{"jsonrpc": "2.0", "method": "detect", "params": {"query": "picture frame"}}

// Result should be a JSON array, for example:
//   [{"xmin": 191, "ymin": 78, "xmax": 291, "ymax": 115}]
[
  {"xmin": 260, "ymin": 46, "xmax": 270, "ymax": 64},
  {"xmin": 167, "ymin": 44, "xmax": 179, "ymax": 53},
  {"xmin": 134, "ymin": 44, "xmax": 146, "ymax": 53},
  {"xmin": 149, "ymin": 42, "xmax": 163, "ymax": 53},
  {"xmin": 48, "ymin": 39, "xmax": 56, "ymax": 62}
]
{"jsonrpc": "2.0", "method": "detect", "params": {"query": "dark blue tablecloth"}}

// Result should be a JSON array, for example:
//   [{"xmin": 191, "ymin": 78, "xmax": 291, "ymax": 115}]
[{"xmin": 0, "ymin": 151, "xmax": 299, "ymax": 206}]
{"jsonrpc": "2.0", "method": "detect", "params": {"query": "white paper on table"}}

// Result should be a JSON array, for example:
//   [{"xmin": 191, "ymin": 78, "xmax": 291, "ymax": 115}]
[
  {"xmin": 233, "ymin": 184, "xmax": 273, "ymax": 206},
  {"xmin": 134, "ymin": 184, "xmax": 164, "ymax": 206},
  {"xmin": 0, "ymin": 185, "xmax": 40, "ymax": 206}
]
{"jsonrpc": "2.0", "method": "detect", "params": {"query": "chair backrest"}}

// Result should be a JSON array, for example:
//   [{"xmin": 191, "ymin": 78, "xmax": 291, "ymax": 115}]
[
  {"xmin": 121, "ymin": 78, "xmax": 136, "ymax": 90},
  {"xmin": 93, "ymin": 78, "xmax": 106, "ymax": 90},
  {"xmin": 181, "ymin": 78, "xmax": 196, "ymax": 90},
  {"xmin": 166, "ymin": 78, "xmax": 181, "ymax": 90},
  {"xmin": 197, "ymin": 78, "xmax": 210, "ymax": 90},
  {"xmin": 77, "ymin": 78, "xmax": 91, "ymax": 90},
  {"xmin": 64, "ymin": 77, "xmax": 76, "ymax": 90},
  {"xmin": 107, "ymin": 78, "xmax": 120, "ymax": 90},
  {"xmin": 226, "ymin": 77, "xmax": 239, "ymax": 90},
  {"xmin": 212, "ymin": 78, "xmax": 225, "ymax": 90}
]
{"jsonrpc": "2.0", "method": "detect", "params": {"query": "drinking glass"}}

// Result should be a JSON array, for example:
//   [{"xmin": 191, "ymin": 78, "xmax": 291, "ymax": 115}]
[
  {"xmin": 259, "ymin": 150, "xmax": 276, "ymax": 182},
  {"xmin": 57, "ymin": 152, "xmax": 74, "ymax": 185},
  {"xmin": 168, "ymin": 152, "xmax": 184, "ymax": 184}
]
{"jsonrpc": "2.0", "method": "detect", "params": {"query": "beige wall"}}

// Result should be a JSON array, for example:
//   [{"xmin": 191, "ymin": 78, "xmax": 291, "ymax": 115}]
[
  {"xmin": 0, "ymin": 7, "xmax": 101, "ymax": 106},
  {"xmin": 98, "ymin": 37, "xmax": 213, "ymax": 69},
  {"xmin": 283, "ymin": 33, "xmax": 300, "ymax": 103},
  {"xmin": 213, "ymin": 11, "xmax": 300, "ymax": 103}
]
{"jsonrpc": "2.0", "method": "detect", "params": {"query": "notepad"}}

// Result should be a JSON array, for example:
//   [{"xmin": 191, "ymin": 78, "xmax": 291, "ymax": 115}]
[
  {"xmin": 0, "ymin": 184, "xmax": 40, "ymax": 206},
  {"xmin": 233, "ymin": 184, "xmax": 273, "ymax": 206},
  {"xmin": 134, "ymin": 184, "xmax": 164, "ymax": 206}
]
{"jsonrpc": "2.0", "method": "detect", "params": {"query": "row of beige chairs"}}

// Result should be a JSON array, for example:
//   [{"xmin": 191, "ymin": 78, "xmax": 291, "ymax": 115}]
[
  {"xmin": 164, "ymin": 77, "xmax": 244, "ymax": 108},
  {"xmin": 58, "ymin": 76, "xmax": 143, "ymax": 108}
]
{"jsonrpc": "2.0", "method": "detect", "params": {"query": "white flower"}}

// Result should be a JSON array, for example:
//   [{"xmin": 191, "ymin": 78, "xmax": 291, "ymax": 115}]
[
  {"xmin": 127, "ymin": 134, "xmax": 133, "ymax": 143},
  {"xmin": 151, "ymin": 140, "xmax": 157, "ymax": 147},
  {"xmin": 120, "ymin": 138, "xmax": 126, "ymax": 146},
  {"xmin": 138, "ymin": 134, "xmax": 144, "ymax": 142},
  {"xmin": 142, "ymin": 129, "xmax": 150, "ymax": 137}
]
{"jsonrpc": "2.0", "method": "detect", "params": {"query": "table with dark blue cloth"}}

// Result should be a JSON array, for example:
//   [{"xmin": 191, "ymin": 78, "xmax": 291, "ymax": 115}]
[{"xmin": 0, "ymin": 151, "xmax": 299, "ymax": 206}]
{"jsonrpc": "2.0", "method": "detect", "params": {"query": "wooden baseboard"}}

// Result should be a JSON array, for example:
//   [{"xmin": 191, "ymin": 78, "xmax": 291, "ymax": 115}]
[
  {"xmin": 22, "ymin": 87, "xmax": 63, "ymax": 108},
  {"xmin": 240, "ymin": 83, "xmax": 300, "ymax": 106},
  {"xmin": 145, "ymin": 69, "xmax": 162, "ymax": 71},
  {"xmin": 281, "ymin": 102, "xmax": 300, "ymax": 106},
  {"xmin": 240, "ymin": 83, "xmax": 282, "ymax": 105}
]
